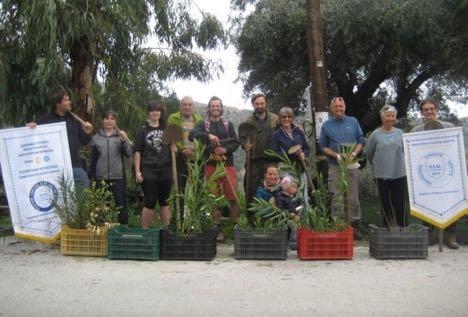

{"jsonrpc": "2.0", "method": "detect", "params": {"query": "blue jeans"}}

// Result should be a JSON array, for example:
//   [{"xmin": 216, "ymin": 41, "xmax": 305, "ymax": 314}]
[{"xmin": 73, "ymin": 167, "xmax": 89, "ymax": 190}]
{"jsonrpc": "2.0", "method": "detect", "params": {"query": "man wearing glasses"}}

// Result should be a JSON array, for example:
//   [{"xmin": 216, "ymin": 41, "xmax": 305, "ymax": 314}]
[
  {"xmin": 411, "ymin": 99, "xmax": 459, "ymax": 249},
  {"xmin": 319, "ymin": 97, "xmax": 365, "ymax": 240}
]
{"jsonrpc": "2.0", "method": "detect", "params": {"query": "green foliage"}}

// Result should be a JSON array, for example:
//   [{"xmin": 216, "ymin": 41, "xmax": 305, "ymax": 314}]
[
  {"xmin": 170, "ymin": 140, "xmax": 227, "ymax": 234},
  {"xmin": 233, "ymin": 0, "xmax": 467, "ymax": 129},
  {"xmin": 52, "ymin": 176, "xmax": 118, "ymax": 231},
  {"xmin": 240, "ymin": 198, "xmax": 290, "ymax": 232},
  {"xmin": 0, "ymin": 0, "xmax": 227, "ymax": 126},
  {"xmin": 299, "ymin": 175, "xmax": 348, "ymax": 232}
]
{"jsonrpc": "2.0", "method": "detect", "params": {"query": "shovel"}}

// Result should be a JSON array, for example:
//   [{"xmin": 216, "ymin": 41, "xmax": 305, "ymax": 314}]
[
  {"xmin": 288, "ymin": 144, "xmax": 315, "ymax": 192},
  {"xmin": 163, "ymin": 124, "xmax": 183, "ymax": 231}
]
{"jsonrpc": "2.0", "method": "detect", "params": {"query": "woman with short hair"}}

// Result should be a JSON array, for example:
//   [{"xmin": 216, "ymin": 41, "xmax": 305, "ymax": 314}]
[{"xmin": 366, "ymin": 105, "xmax": 407, "ymax": 228}]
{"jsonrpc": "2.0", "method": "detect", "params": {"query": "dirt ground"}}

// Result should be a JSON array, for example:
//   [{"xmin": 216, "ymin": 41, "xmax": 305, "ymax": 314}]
[{"xmin": 0, "ymin": 236, "xmax": 467, "ymax": 317}]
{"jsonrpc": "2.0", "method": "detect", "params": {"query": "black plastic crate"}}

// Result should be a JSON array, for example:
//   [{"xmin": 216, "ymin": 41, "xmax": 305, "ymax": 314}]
[
  {"xmin": 369, "ymin": 224, "xmax": 428, "ymax": 259},
  {"xmin": 108, "ymin": 226, "xmax": 160, "ymax": 260},
  {"xmin": 160, "ymin": 228, "xmax": 217, "ymax": 260},
  {"xmin": 234, "ymin": 227, "xmax": 288, "ymax": 260}
]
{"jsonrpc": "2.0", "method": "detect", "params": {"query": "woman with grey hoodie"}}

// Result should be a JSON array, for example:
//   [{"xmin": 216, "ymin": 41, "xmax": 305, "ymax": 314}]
[{"xmin": 89, "ymin": 110, "xmax": 133, "ymax": 224}]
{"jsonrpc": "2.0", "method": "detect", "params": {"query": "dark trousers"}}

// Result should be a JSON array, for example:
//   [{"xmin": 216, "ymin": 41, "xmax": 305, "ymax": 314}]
[
  {"xmin": 244, "ymin": 160, "xmax": 269, "ymax": 219},
  {"xmin": 101, "ymin": 179, "xmax": 128, "ymax": 225},
  {"xmin": 376, "ymin": 177, "xmax": 407, "ymax": 228}
]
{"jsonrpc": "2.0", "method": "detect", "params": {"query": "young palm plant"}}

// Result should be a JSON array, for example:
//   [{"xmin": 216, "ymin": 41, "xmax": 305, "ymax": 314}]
[{"xmin": 170, "ymin": 139, "xmax": 227, "ymax": 234}]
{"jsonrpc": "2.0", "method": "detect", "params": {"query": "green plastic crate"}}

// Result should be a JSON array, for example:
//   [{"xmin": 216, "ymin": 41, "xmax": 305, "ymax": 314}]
[{"xmin": 108, "ymin": 226, "xmax": 160, "ymax": 260}]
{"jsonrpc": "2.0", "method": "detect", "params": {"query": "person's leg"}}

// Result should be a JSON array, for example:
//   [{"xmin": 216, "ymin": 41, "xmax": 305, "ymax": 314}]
[
  {"xmin": 73, "ymin": 167, "xmax": 89, "ymax": 190},
  {"xmin": 376, "ymin": 178, "xmax": 392, "ymax": 227},
  {"xmin": 141, "ymin": 207, "xmax": 155, "ymax": 228},
  {"xmin": 223, "ymin": 166, "xmax": 239, "ymax": 223},
  {"xmin": 327, "ymin": 165, "xmax": 343, "ymax": 219},
  {"xmin": 245, "ymin": 160, "xmax": 264, "ymax": 208},
  {"xmin": 111, "ymin": 179, "xmax": 129, "ymax": 225},
  {"xmin": 347, "ymin": 168, "xmax": 362, "ymax": 239},
  {"xmin": 140, "ymin": 169, "xmax": 157, "ymax": 228},
  {"xmin": 347, "ymin": 168, "xmax": 361, "ymax": 222},
  {"xmin": 389, "ymin": 177, "xmax": 407, "ymax": 227},
  {"xmin": 157, "ymin": 171, "xmax": 172, "ymax": 227},
  {"xmin": 288, "ymin": 222, "xmax": 297, "ymax": 250}
]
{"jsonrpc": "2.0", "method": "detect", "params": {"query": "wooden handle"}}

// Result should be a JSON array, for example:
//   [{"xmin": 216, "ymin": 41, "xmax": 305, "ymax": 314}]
[{"xmin": 69, "ymin": 111, "xmax": 86, "ymax": 126}]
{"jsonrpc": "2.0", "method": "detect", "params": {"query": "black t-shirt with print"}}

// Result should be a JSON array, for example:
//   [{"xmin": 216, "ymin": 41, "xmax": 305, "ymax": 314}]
[{"xmin": 134, "ymin": 124, "xmax": 171, "ymax": 171}]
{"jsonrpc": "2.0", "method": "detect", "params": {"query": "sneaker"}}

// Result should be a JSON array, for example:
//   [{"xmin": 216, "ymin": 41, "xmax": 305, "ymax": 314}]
[{"xmin": 289, "ymin": 243, "xmax": 297, "ymax": 251}]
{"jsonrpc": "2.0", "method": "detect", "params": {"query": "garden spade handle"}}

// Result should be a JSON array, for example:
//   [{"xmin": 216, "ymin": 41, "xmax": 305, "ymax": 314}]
[{"xmin": 288, "ymin": 144, "xmax": 315, "ymax": 192}]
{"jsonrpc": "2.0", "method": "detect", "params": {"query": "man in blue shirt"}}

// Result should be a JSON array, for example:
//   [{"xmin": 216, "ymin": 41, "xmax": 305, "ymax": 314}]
[{"xmin": 319, "ymin": 97, "xmax": 365, "ymax": 239}]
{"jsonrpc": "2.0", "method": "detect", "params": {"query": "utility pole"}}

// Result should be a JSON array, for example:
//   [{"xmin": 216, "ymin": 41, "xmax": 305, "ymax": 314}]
[{"xmin": 306, "ymin": 0, "xmax": 329, "ymax": 176}]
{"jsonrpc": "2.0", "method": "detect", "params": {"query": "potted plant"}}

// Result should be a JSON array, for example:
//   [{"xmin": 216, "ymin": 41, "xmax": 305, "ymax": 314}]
[
  {"xmin": 52, "ymin": 176, "xmax": 118, "ymax": 257},
  {"xmin": 233, "ymin": 199, "xmax": 289, "ymax": 260},
  {"xmin": 369, "ymin": 203, "xmax": 428, "ymax": 259},
  {"xmin": 297, "ymin": 175, "xmax": 353, "ymax": 260},
  {"xmin": 160, "ymin": 140, "xmax": 226, "ymax": 260}
]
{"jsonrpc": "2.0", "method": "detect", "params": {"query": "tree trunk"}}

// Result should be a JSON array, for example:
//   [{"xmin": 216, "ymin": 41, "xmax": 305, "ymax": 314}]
[{"xmin": 70, "ymin": 37, "xmax": 96, "ymax": 122}]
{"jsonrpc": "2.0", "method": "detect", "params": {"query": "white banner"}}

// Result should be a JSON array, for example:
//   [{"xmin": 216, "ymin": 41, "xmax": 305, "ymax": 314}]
[
  {"xmin": 0, "ymin": 122, "xmax": 72, "ymax": 242},
  {"xmin": 403, "ymin": 127, "xmax": 468, "ymax": 228}
]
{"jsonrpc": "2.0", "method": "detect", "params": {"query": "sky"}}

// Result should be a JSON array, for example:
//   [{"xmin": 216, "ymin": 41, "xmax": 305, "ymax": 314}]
[
  {"xmin": 165, "ymin": 0, "xmax": 252, "ymax": 110},
  {"xmin": 160, "ymin": 1, "xmax": 468, "ymax": 117}
]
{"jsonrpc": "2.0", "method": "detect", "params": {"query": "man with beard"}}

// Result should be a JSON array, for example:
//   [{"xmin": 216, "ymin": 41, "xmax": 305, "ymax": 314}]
[
  {"xmin": 189, "ymin": 96, "xmax": 240, "ymax": 242},
  {"xmin": 411, "ymin": 99, "xmax": 459, "ymax": 249},
  {"xmin": 238, "ymin": 93, "xmax": 278, "ymax": 216}
]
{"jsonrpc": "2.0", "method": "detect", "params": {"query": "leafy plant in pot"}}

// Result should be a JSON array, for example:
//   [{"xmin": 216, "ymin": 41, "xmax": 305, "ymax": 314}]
[
  {"xmin": 51, "ymin": 175, "xmax": 119, "ymax": 256},
  {"xmin": 234, "ymin": 198, "xmax": 290, "ymax": 260}
]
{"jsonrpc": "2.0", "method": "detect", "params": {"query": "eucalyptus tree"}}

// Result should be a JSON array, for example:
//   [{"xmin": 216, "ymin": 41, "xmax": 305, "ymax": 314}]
[{"xmin": 0, "ymin": 0, "xmax": 226, "ymax": 126}]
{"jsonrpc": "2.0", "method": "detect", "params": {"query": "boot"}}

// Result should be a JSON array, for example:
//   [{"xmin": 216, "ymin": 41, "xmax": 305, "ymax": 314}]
[
  {"xmin": 445, "ymin": 232, "xmax": 459, "ymax": 250},
  {"xmin": 351, "ymin": 221, "xmax": 362, "ymax": 241}
]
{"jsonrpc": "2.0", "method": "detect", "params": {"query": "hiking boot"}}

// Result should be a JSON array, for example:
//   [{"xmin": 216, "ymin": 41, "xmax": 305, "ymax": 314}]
[
  {"xmin": 445, "ymin": 233, "xmax": 459, "ymax": 250},
  {"xmin": 351, "ymin": 221, "xmax": 362, "ymax": 241}
]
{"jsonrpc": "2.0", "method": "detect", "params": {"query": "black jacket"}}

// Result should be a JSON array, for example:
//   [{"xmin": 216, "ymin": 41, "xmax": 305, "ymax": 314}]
[{"xmin": 37, "ymin": 112, "xmax": 91, "ymax": 168}]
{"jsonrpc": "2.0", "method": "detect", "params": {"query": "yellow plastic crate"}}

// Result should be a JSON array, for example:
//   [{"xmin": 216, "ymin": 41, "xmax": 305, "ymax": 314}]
[{"xmin": 60, "ymin": 225, "xmax": 107, "ymax": 257}]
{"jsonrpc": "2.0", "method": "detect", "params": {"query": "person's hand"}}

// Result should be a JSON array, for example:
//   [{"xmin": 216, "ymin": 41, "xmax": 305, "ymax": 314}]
[
  {"xmin": 294, "ymin": 149, "xmax": 305, "ymax": 161},
  {"xmin": 170, "ymin": 144, "xmax": 178, "ymax": 153},
  {"xmin": 26, "ymin": 122, "xmax": 37, "ymax": 129},
  {"xmin": 135, "ymin": 171, "xmax": 144, "ymax": 183},
  {"xmin": 335, "ymin": 153, "xmax": 342, "ymax": 163},
  {"xmin": 214, "ymin": 147, "xmax": 227, "ymax": 155},
  {"xmin": 182, "ymin": 148, "xmax": 193, "ymax": 158},
  {"xmin": 82, "ymin": 122, "xmax": 93, "ymax": 134},
  {"xmin": 243, "ymin": 142, "xmax": 253, "ymax": 151},
  {"xmin": 208, "ymin": 134, "xmax": 220, "ymax": 147},
  {"xmin": 119, "ymin": 130, "xmax": 128, "ymax": 142}
]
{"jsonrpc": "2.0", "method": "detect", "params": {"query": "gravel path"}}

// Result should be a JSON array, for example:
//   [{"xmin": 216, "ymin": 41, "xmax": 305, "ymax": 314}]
[{"xmin": 1, "ymin": 236, "xmax": 467, "ymax": 317}]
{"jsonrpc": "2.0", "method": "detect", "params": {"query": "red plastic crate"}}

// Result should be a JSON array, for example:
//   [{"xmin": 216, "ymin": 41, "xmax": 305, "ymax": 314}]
[{"xmin": 297, "ymin": 227, "xmax": 354, "ymax": 260}]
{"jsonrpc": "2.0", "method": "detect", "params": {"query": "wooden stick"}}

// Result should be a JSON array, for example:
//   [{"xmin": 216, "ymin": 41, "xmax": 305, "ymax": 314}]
[{"xmin": 69, "ymin": 111, "xmax": 86, "ymax": 125}]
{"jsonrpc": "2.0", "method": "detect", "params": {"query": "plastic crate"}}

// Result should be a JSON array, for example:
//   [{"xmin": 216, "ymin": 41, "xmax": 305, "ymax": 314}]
[
  {"xmin": 234, "ymin": 227, "xmax": 288, "ymax": 260},
  {"xmin": 60, "ymin": 225, "xmax": 107, "ymax": 257},
  {"xmin": 160, "ymin": 228, "xmax": 217, "ymax": 260},
  {"xmin": 369, "ymin": 224, "xmax": 428, "ymax": 259},
  {"xmin": 297, "ymin": 227, "xmax": 354, "ymax": 260},
  {"xmin": 108, "ymin": 226, "xmax": 160, "ymax": 260}
]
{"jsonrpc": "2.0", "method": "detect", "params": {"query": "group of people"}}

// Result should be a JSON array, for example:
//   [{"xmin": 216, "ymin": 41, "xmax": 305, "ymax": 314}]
[{"xmin": 28, "ymin": 88, "xmax": 461, "ymax": 249}]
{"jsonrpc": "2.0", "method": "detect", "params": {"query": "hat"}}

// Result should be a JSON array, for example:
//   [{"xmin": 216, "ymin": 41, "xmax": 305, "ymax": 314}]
[{"xmin": 281, "ymin": 176, "xmax": 297, "ymax": 192}]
